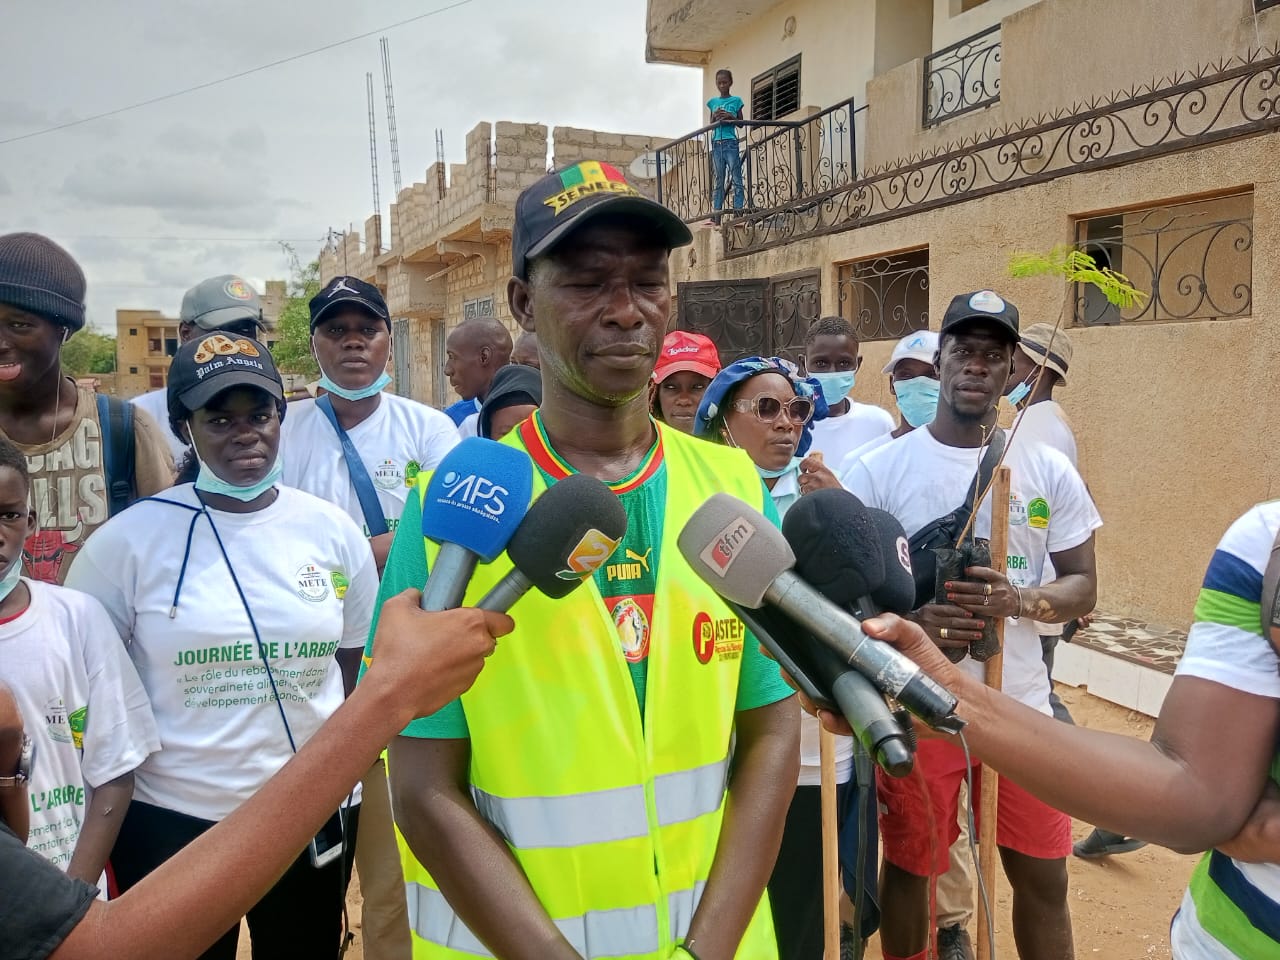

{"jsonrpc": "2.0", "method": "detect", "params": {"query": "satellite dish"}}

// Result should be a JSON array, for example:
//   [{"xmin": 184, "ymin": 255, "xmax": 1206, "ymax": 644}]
[{"xmin": 629, "ymin": 151, "xmax": 675, "ymax": 180}]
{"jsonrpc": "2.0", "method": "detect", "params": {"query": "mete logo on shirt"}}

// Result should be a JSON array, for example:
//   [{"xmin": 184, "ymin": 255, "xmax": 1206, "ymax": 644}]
[
  {"xmin": 373, "ymin": 458, "xmax": 401, "ymax": 490},
  {"xmin": 295, "ymin": 563, "xmax": 331, "ymax": 602}
]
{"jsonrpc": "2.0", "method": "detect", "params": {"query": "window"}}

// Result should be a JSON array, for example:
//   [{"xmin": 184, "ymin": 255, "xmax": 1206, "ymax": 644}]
[
  {"xmin": 129, "ymin": 366, "xmax": 138, "ymax": 374},
  {"xmin": 953, "ymin": 0, "xmax": 990, "ymax": 12},
  {"xmin": 751, "ymin": 56, "xmax": 801, "ymax": 121},
  {"xmin": 149, "ymin": 372, "xmax": 164, "ymax": 388},
  {"xmin": 1073, "ymin": 192, "xmax": 1253, "ymax": 325},
  {"xmin": 836, "ymin": 248, "xmax": 930, "ymax": 342},
  {"xmin": 147, "ymin": 337, "xmax": 161, "ymax": 354},
  {"xmin": 128, "ymin": 328, "xmax": 137, "ymax": 336},
  {"xmin": 164, "ymin": 337, "xmax": 178, "ymax": 357}
]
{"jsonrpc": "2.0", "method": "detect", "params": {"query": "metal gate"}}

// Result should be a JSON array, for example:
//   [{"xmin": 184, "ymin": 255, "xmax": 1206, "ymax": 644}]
[{"xmin": 675, "ymin": 270, "xmax": 819, "ymax": 369}]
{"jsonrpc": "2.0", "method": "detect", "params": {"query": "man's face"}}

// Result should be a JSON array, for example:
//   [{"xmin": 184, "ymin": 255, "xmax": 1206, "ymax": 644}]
[
  {"xmin": 0, "ymin": 466, "xmax": 35, "ymax": 580},
  {"xmin": 1006, "ymin": 346, "xmax": 1037, "ymax": 395},
  {"xmin": 936, "ymin": 323, "xmax": 1013, "ymax": 421},
  {"xmin": 511, "ymin": 336, "xmax": 540, "ymax": 369},
  {"xmin": 804, "ymin": 333, "xmax": 861, "ymax": 375},
  {"xmin": 0, "ymin": 304, "xmax": 64, "ymax": 400},
  {"xmin": 515, "ymin": 222, "xmax": 671, "ymax": 408},
  {"xmin": 444, "ymin": 329, "xmax": 489, "ymax": 401},
  {"xmin": 889, "ymin": 358, "xmax": 938, "ymax": 397},
  {"xmin": 311, "ymin": 308, "xmax": 390, "ymax": 392}
]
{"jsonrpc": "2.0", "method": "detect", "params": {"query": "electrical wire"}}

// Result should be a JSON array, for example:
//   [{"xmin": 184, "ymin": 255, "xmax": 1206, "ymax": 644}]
[
  {"xmin": 0, "ymin": 0, "xmax": 476, "ymax": 146},
  {"xmin": 959, "ymin": 730, "xmax": 996, "ymax": 960}
]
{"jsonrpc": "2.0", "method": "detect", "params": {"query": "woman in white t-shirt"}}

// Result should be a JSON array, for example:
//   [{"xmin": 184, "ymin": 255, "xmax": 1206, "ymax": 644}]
[
  {"xmin": 65, "ymin": 334, "xmax": 377, "ymax": 960},
  {"xmin": 696, "ymin": 357, "xmax": 870, "ymax": 958}
]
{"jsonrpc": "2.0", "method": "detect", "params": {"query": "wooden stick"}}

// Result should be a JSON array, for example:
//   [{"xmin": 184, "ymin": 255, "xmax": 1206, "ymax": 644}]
[
  {"xmin": 977, "ymin": 465, "xmax": 1011, "ymax": 960},
  {"xmin": 819, "ymin": 726, "xmax": 840, "ymax": 960}
]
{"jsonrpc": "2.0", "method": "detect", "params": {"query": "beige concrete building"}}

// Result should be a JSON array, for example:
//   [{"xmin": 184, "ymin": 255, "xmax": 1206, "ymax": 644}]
[
  {"xmin": 114, "ymin": 280, "xmax": 286, "ymax": 399},
  {"xmin": 317, "ymin": 122, "xmax": 669, "ymax": 408},
  {"xmin": 645, "ymin": 0, "xmax": 1280, "ymax": 632}
]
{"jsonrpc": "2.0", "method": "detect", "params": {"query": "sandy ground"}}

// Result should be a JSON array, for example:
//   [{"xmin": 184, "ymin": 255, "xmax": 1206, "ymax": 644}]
[{"xmin": 237, "ymin": 686, "xmax": 1196, "ymax": 960}]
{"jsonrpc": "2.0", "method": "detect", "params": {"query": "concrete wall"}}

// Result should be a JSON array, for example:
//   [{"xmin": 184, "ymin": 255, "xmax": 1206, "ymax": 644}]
[
  {"xmin": 670, "ymin": 125, "xmax": 1280, "ymax": 630},
  {"xmin": 932, "ymin": 0, "xmax": 1038, "ymax": 50}
]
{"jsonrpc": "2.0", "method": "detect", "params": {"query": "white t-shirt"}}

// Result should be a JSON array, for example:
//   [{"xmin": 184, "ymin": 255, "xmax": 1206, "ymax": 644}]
[
  {"xmin": 64, "ymin": 485, "xmax": 377, "ymax": 821},
  {"xmin": 1169, "ymin": 502, "xmax": 1280, "ymax": 959},
  {"xmin": 844, "ymin": 426, "xmax": 1101, "ymax": 711},
  {"xmin": 770, "ymin": 469, "xmax": 854, "ymax": 787},
  {"xmin": 0, "ymin": 580, "xmax": 159, "ymax": 882},
  {"xmin": 1012, "ymin": 401, "xmax": 1082, "ymax": 636},
  {"xmin": 837, "ymin": 431, "xmax": 899, "ymax": 483},
  {"xmin": 130, "ymin": 388, "xmax": 188, "ymax": 465},
  {"xmin": 808, "ymin": 401, "xmax": 894, "ymax": 469},
  {"xmin": 281, "ymin": 393, "xmax": 459, "ymax": 534}
]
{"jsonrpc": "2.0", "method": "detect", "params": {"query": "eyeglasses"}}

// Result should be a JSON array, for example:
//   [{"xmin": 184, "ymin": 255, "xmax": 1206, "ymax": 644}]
[{"xmin": 729, "ymin": 395, "xmax": 814, "ymax": 425}]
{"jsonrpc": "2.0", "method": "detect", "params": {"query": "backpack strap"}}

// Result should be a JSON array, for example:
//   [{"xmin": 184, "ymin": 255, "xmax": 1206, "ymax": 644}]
[
  {"xmin": 315, "ymin": 394, "xmax": 390, "ymax": 537},
  {"xmin": 958, "ymin": 428, "xmax": 1006, "ymax": 539},
  {"xmin": 97, "ymin": 394, "xmax": 137, "ymax": 517},
  {"xmin": 1262, "ymin": 521, "xmax": 1280, "ymax": 656}
]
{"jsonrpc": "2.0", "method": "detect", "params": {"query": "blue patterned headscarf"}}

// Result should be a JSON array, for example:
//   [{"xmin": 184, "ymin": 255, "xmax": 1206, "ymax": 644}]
[{"xmin": 693, "ymin": 356, "xmax": 828, "ymax": 457}]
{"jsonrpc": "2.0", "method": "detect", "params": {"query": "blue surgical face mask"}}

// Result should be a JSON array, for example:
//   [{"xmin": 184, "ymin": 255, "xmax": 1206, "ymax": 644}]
[
  {"xmin": 317, "ymin": 367, "xmax": 392, "ymax": 402},
  {"xmin": 756, "ymin": 456, "xmax": 803, "ymax": 480},
  {"xmin": 811, "ymin": 370, "xmax": 856, "ymax": 406},
  {"xmin": 1007, "ymin": 378, "xmax": 1032, "ymax": 407},
  {"xmin": 190, "ymin": 433, "xmax": 283, "ymax": 503},
  {"xmin": 0, "ymin": 551, "xmax": 24, "ymax": 603},
  {"xmin": 894, "ymin": 376, "xmax": 940, "ymax": 428}
]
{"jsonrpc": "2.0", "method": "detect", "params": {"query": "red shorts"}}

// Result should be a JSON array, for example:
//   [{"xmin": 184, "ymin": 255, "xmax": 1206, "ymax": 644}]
[{"xmin": 876, "ymin": 738, "xmax": 1072, "ymax": 876}]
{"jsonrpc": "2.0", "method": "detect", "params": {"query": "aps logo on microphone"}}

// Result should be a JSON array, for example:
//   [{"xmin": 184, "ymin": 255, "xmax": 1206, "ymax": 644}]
[
  {"xmin": 437, "ymin": 471, "xmax": 509, "ymax": 520},
  {"xmin": 699, "ymin": 515, "xmax": 756, "ymax": 577}
]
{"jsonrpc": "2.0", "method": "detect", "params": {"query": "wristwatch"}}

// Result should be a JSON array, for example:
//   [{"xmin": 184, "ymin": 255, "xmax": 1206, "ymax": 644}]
[{"xmin": 0, "ymin": 733, "xmax": 34, "ymax": 788}]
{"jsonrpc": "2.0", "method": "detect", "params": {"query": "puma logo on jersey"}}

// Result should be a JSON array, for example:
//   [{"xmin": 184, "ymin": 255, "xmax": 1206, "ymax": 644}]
[{"xmin": 606, "ymin": 547, "xmax": 653, "ymax": 583}]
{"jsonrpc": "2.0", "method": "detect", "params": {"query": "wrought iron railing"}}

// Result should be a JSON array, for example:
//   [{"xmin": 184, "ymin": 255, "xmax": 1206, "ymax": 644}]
[
  {"xmin": 923, "ymin": 24, "xmax": 1002, "ymax": 127},
  {"xmin": 836, "ymin": 250, "xmax": 931, "ymax": 342},
  {"xmin": 724, "ymin": 45, "xmax": 1280, "ymax": 258},
  {"xmin": 654, "ymin": 98, "xmax": 862, "ymax": 223},
  {"xmin": 1074, "ymin": 196, "xmax": 1253, "ymax": 325}
]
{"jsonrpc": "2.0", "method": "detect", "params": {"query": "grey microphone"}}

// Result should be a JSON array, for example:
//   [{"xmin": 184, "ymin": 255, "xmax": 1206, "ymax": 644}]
[{"xmin": 677, "ymin": 494, "xmax": 964, "ymax": 734}]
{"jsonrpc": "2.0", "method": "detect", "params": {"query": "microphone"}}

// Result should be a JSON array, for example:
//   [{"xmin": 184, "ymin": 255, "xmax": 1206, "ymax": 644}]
[
  {"xmin": 730, "ymin": 597, "xmax": 915, "ymax": 777},
  {"xmin": 678, "ymin": 494, "xmax": 963, "ymax": 733},
  {"xmin": 866, "ymin": 507, "xmax": 918, "ymax": 616},
  {"xmin": 419, "ymin": 438, "xmax": 534, "ymax": 611},
  {"xmin": 477, "ymin": 473, "xmax": 628, "ymax": 612}
]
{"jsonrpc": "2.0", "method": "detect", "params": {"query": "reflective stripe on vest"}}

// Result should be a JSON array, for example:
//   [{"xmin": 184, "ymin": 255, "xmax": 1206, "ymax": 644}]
[
  {"xmin": 472, "ymin": 756, "xmax": 729, "ymax": 849},
  {"xmin": 1187, "ymin": 850, "xmax": 1280, "ymax": 958},
  {"xmin": 400, "ymin": 425, "xmax": 779, "ymax": 959}
]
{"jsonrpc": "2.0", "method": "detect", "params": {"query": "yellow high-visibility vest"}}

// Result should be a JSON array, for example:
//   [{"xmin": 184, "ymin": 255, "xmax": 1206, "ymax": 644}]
[{"xmin": 397, "ymin": 423, "xmax": 780, "ymax": 959}]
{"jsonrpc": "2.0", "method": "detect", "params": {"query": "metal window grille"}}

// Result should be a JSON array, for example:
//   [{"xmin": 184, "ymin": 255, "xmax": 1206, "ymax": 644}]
[
  {"xmin": 1073, "ymin": 193, "xmax": 1253, "ymax": 326},
  {"xmin": 751, "ymin": 56, "xmax": 802, "ymax": 121},
  {"xmin": 836, "ymin": 249, "xmax": 930, "ymax": 342},
  {"xmin": 923, "ymin": 24, "xmax": 1002, "ymax": 127}
]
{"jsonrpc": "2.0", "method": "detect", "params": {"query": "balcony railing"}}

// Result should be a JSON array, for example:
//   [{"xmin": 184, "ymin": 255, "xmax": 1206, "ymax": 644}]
[
  {"xmin": 1258, "ymin": 0, "xmax": 1279, "ymax": 11},
  {"xmin": 655, "ymin": 98, "xmax": 862, "ymax": 224},
  {"xmin": 923, "ymin": 24, "xmax": 1002, "ymax": 127}
]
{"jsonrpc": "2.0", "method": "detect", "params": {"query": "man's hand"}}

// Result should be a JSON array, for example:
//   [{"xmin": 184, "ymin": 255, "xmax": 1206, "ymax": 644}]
[
  {"xmin": 1217, "ymin": 781, "xmax": 1280, "ymax": 863},
  {"xmin": 943, "ymin": 566, "xmax": 1019, "ymax": 619},
  {"xmin": 913, "ymin": 602, "xmax": 985, "ymax": 651},
  {"xmin": 370, "ymin": 532, "xmax": 395, "ymax": 574},
  {"xmin": 798, "ymin": 453, "xmax": 842, "ymax": 494},
  {"xmin": 363, "ymin": 590, "xmax": 512, "ymax": 725}
]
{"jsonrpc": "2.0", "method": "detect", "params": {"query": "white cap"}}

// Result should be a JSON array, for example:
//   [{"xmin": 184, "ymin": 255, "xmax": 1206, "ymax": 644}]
[{"xmin": 882, "ymin": 330, "xmax": 940, "ymax": 374}]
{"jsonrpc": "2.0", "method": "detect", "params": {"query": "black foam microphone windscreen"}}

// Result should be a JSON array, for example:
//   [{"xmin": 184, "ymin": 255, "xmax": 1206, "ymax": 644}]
[
  {"xmin": 867, "ymin": 508, "xmax": 917, "ymax": 615},
  {"xmin": 782, "ymin": 488, "xmax": 885, "ymax": 608}
]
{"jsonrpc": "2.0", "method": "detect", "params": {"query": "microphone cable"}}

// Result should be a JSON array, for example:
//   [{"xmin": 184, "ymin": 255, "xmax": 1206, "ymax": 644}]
[{"xmin": 958, "ymin": 729, "xmax": 996, "ymax": 960}]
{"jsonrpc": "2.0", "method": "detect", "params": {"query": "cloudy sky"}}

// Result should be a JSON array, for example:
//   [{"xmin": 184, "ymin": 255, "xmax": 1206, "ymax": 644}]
[{"xmin": 1, "ymin": 0, "xmax": 702, "ymax": 332}]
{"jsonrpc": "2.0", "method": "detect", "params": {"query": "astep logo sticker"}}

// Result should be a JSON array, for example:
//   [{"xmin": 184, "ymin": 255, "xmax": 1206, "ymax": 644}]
[
  {"xmin": 699, "ymin": 516, "xmax": 755, "ymax": 577},
  {"xmin": 692, "ymin": 612, "xmax": 745, "ymax": 664},
  {"xmin": 1027, "ymin": 497, "xmax": 1051, "ymax": 529},
  {"xmin": 404, "ymin": 460, "xmax": 421, "ymax": 488},
  {"xmin": 438, "ymin": 471, "xmax": 509, "ymax": 520},
  {"xmin": 557, "ymin": 528, "xmax": 622, "ymax": 581},
  {"xmin": 296, "ymin": 563, "xmax": 330, "ymax": 602},
  {"xmin": 373, "ymin": 458, "xmax": 401, "ymax": 490},
  {"xmin": 68, "ymin": 706, "xmax": 87, "ymax": 751}
]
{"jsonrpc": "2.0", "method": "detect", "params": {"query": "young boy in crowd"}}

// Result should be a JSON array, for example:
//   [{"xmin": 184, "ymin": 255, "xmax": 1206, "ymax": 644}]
[
  {"xmin": 707, "ymin": 68, "xmax": 745, "ymax": 221},
  {"xmin": 0, "ymin": 438, "xmax": 158, "ymax": 889}
]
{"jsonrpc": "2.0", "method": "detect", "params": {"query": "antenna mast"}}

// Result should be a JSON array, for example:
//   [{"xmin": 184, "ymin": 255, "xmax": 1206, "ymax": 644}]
[
  {"xmin": 380, "ymin": 37, "xmax": 403, "ymax": 197},
  {"xmin": 435, "ymin": 128, "xmax": 446, "ymax": 200},
  {"xmin": 366, "ymin": 73, "xmax": 381, "ymax": 220}
]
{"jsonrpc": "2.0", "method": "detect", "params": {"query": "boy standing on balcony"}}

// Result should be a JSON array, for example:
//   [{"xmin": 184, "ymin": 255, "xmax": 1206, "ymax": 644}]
[{"xmin": 707, "ymin": 69, "xmax": 745, "ymax": 223}]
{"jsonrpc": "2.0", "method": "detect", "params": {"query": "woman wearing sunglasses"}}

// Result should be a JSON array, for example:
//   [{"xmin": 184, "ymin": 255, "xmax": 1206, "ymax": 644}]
[{"xmin": 693, "ymin": 356, "xmax": 824, "ymax": 515}]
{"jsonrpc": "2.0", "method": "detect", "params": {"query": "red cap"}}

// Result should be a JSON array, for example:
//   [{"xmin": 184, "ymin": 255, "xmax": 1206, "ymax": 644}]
[{"xmin": 652, "ymin": 331, "xmax": 721, "ymax": 383}]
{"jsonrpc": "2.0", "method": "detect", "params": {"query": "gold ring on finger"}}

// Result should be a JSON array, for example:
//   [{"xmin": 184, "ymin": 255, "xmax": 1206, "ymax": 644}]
[
  {"xmin": 984, "ymin": 583, "xmax": 993, "ymax": 596},
  {"xmin": 940, "ymin": 627, "xmax": 949, "ymax": 640}
]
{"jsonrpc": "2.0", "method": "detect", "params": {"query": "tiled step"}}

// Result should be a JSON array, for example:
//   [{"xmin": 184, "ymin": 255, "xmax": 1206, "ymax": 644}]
[{"xmin": 1050, "ymin": 613, "xmax": 1186, "ymax": 718}]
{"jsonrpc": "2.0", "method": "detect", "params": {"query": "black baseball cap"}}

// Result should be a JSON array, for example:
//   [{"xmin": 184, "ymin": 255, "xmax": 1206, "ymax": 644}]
[
  {"xmin": 512, "ymin": 161, "xmax": 692, "ymax": 280},
  {"xmin": 939, "ymin": 290, "xmax": 1021, "ymax": 344},
  {"xmin": 167, "ymin": 333, "xmax": 284, "ymax": 420},
  {"xmin": 309, "ymin": 275, "xmax": 390, "ymax": 331}
]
